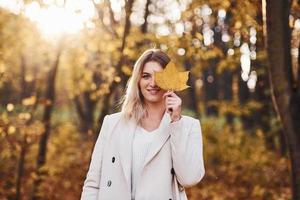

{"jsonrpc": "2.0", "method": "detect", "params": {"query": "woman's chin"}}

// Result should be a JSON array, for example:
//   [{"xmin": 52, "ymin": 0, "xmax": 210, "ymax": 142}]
[{"xmin": 144, "ymin": 96, "xmax": 163, "ymax": 104}]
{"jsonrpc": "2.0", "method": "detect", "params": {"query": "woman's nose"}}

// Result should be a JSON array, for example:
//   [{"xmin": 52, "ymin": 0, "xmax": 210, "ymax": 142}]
[{"xmin": 149, "ymin": 77, "xmax": 156, "ymax": 87}]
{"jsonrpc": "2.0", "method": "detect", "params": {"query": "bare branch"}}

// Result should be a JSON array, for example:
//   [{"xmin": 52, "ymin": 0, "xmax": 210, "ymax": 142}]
[{"xmin": 92, "ymin": 0, "xmax": 118, "ymax": 37}]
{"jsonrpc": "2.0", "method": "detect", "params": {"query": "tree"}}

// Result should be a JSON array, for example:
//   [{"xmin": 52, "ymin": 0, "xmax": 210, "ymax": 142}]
[
  {"xmin": 31, "ymin": 43, "xmax": 63, "ymax": 200},
  {"xmin": 95, "ymin": 0, "xmax": 135, "ymax": 138},
  {"xmin": 264, "ymin": 0, "xmax": 300, "ymax": 199}
]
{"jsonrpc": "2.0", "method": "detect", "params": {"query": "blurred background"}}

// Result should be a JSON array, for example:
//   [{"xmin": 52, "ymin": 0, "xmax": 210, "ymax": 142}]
[{"xmin": 0, "ymin": 0, "xmax": 299, "ymax": 199}]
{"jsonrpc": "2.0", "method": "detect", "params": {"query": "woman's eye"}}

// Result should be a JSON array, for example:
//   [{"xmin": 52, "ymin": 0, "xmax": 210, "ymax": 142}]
[{"xmin": 142, "ymin": 74, "xmax": 150, "ymax": 79}]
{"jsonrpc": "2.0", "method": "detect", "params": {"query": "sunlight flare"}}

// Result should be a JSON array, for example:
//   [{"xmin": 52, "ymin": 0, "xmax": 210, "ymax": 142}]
[{"xmin": 0, "ymin": 0, "xmax": 96, "ymax": 38}]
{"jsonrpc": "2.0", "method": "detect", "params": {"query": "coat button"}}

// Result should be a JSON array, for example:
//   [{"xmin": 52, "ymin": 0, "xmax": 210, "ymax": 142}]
[
  {"xmin": 107, "ymin": 180, "xmax": 112, "ymax": 187},
  {"xmin": 179, "ymin": 184, "xmax": 184, "ymax": 192},
  {"xmin": 112, "ymin": 157, "xmax": 115, "ymax": 163},
  {"xmin": 171, "ymin": 168, "xmax": 175, "ymax": 175},
  {"xmin": 179, "ymin": 185, "xmax": 184, "ymax": 192}
]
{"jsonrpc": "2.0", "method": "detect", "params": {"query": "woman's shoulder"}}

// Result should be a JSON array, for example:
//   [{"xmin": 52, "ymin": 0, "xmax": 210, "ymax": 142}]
[
  {"xmin": 105, "ymin": 112, "xmax": 123, "ymax": 122},
  {"xmin": 180, "ymin": 115, "xmax": 201, "ymax": 126},
  {"xmin": 104, "ymin": 112, "xmax": 135, "ymax": 130}
]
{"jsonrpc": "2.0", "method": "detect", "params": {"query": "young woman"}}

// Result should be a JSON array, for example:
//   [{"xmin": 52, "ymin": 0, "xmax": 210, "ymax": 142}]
[{"xmin": 81, "ymin": 49, "xmax": 205, "ymax": 200}]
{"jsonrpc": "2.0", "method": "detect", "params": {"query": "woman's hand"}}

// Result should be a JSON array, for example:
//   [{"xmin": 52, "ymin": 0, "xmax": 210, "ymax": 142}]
[{"xmin": 163, "ymin": 91, "xmax": 182, "ymax": 122}]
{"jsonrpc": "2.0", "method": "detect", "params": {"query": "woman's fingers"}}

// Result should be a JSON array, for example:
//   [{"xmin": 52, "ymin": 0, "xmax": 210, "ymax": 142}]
[
  {"xmin": 163, "ymin": 91, "xmax": 175, "ymax": 99},
  {"xmin": 166, "ymin": 104, "xmax": 174, "ymax": 112},
  {"xmin": 165, "ymin": 94, "xmax": 177, "ymax": 101},
  {"xmin": 166, "ymin": 103, "xmax": 176, "ymax": 109},
  {"xmin": 166, "ymin": 98, "xmax": 177, "ymax": 103}
]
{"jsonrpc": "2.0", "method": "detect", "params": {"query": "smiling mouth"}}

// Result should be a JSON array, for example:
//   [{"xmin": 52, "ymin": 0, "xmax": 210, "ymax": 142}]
[{"xmin": 147, "ymin": 89, "xmax": 160, "ymax": 95}]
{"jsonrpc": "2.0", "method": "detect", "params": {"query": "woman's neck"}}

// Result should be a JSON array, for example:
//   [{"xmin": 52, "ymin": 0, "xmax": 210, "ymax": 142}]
[{"xmin": 144, "ymin": 101, "xmax": 165, "ymax": 120}]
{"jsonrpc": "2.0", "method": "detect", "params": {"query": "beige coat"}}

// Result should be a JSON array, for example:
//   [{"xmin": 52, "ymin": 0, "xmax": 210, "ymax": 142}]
[{"xmin": 81, "ymin": 111, "xmax": 205, "ymax": 200}]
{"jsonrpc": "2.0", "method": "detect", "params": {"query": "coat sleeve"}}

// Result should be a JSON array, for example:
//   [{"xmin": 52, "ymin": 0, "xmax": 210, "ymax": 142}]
[
  {"xmin": 81, "ymin": 115, "xmax": 109, "ymax": 200},
  {"xmin": 169, "ymin": 117, "xmax": 205, "ymax": 188}
]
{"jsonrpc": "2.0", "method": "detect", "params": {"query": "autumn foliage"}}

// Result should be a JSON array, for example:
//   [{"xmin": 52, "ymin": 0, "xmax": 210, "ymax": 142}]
[{"xmin": 1, "ymin": 0, "xmax": 299, "ymax": 199}]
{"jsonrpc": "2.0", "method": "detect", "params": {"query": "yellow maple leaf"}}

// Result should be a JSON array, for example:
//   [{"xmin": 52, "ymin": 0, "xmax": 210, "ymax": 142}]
[{"xmin": 154, "ymin": 61, "xmax": 190, "ymax": 91}]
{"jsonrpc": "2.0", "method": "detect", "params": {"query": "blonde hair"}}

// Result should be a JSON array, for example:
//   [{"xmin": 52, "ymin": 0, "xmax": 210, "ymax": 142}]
[{"xmin": 120, "ymin": 49, "xmax": 170, "ymax": 124}]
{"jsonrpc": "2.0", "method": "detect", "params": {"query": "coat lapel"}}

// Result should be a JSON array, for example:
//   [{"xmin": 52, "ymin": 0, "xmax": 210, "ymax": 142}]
[
  {"xmin": 113, "ymin": 112, "xmax": 172, "ymax": 192},
  {"xmin": 143, "ymin": 111, "xmax": 172, "ymax": 167},
  {"xmin": 115, "ymin": 116, "xmax": 137, "ymax": 192}
]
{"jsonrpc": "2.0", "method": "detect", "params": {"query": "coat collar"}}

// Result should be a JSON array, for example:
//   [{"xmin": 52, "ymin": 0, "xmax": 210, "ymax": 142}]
[
  {"xmin": 114, "ymin": 115, "xmax": 136, "ymax": 193},
  {"xmin": 114, "ymin": 111, "xmax": 172, "ymax": 193},
  {"xmin": 142, "ymin": 111, "xmax": 172, "ymax": 166}
]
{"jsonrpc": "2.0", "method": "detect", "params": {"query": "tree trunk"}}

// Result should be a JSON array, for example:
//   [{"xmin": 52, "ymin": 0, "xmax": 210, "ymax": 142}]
[
  {"xmin": 250, "ymin": 1, "xmax": 274, "ymax": 148},
  {"xmin": 20, "ymin": 55, "xmax": 27, "ymax": 102},
  {"xmin": 203, "ymin": 62, "xmax": 218, "ymax": 116},
  {"xmin": 213, "ymin": 18, "xmax": 233, "ymax": 123},
  {"xmin": 279, "ymin": 128, "xmax": 288, "ymax": 156},
  {"xmin": 16, "ymin": 55, "xmax": 27, "ymax": 200},
  {"xmin": 15, "ymin": 135, "xmax": 27, "ymax": 200},
  {"xmin": 31, "ymin": 46, "xmax": 62, "ymax": 200},
  {"xmin": 96, "ymin": 0, "xmax": 134, "ymax": 139},
  {"xmin": 220, "ymin": 69, "xmax": 234, "ymax": 124},
  {"xmin": 15, "ymin": 97, "xmax": 39, "ymax": 200},
  {"xmin": 265, "ymin": 0, "xmax": 300, "ymax": 199},
  {"xmin": 184, "ymin": 60, "xmax": 200, "ymax": 117},
  {"xmin": 15, "ymin": 56, "xmax": 39, "ymax": 200},
  {"xmin": 119, "ymin": 0, "xmax": 134, "ymax": 89},
  {"xmin": 237, "ymin": 67, "xmax": 253, "ymax": 131},
  {"xmin": 141, "ymin": 0, "xmax": 150, "ymax": 34},
  {"xmin": 298, "ymin": 41, "xmax": 300, "ymax": 82},
  {"xmin": 73, "ymin": 90, "xmax": 96, "ymax": 136}
]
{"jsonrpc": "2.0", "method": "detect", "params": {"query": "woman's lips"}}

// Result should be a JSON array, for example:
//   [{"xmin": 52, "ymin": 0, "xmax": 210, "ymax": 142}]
[{"xmin": 147, "ymin": 89, "xmax": 160, "ymax": 95}]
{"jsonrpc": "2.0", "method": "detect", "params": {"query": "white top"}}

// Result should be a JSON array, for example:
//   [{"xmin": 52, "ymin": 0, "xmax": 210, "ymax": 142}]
[{"xmin": 131, "ymin": 126, "xmax": 158, "ymax": 200}]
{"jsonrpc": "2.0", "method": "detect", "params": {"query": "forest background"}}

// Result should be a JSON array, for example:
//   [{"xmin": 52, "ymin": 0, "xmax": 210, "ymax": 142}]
[{"xmin": 0, "ymin": 0, "xmax": 300, "ymax": 199}]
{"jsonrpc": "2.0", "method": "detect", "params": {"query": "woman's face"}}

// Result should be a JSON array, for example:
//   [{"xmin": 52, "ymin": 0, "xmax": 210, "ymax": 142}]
[{"xmin": 139, "ymin": 61, "xmax": 166, "ymax": 104}]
